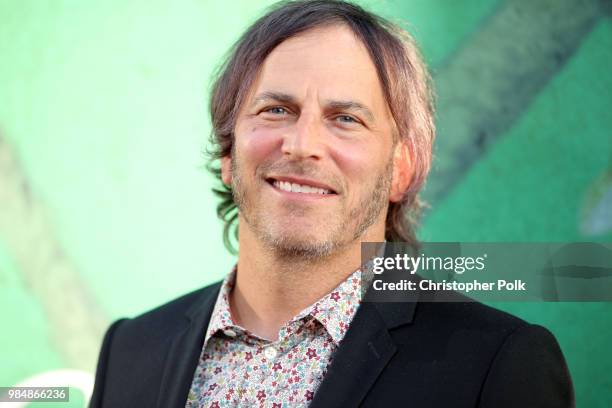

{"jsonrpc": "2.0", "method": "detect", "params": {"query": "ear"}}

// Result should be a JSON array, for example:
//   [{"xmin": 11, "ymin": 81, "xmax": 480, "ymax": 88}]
[
  {"xmin": 221, "ymin": 155, "xmax": 232, "ymax": 185},
  {"xmin": 389, "ymin": 141, "xmax": 412, "ymax": 202}
]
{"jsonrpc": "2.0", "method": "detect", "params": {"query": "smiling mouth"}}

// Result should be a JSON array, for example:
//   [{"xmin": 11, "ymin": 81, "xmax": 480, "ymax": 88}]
[{"xmin": 266, "ymin": 178, "xmax": 337, "ymax": 196}]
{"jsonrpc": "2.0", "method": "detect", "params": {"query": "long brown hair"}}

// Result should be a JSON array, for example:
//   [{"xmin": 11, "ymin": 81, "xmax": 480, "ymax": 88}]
[{"xmin": 206, "ymin": 0, "xmax": 435, "ymax": 253}]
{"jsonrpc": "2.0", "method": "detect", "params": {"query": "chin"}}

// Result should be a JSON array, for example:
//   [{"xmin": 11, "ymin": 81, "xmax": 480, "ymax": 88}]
[{"xmin": 263, "ymin": 230, "xmax": 339, "ymax": 260}]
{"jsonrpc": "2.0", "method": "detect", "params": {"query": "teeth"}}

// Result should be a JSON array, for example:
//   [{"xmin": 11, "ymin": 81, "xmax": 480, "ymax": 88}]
[{"xmin": 273, "ymin": 180, "xmax": 332, "ymax": 195}]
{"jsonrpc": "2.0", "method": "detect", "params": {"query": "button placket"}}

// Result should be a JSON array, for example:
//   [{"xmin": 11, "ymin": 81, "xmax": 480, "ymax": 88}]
[{"xmin": 264, "ymin": 346, "xmax": 277, "ymax": 359}]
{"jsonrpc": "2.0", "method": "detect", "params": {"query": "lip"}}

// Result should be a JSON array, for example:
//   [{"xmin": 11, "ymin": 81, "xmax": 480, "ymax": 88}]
[{"xmin": 265, "ymin": 175, "xmax": 338, "ymax": 194}]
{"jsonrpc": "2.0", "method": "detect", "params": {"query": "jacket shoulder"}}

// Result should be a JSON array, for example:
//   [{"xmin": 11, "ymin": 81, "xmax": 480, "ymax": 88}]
[
  {"xmin": 414, "ymin": 290, "xmax": 528, "ymax": 333},
  {"xmin": 366, "ymin": 298, "xmax": 573, "ymax": 407},
  {"xmin": 113, "ymin": 280, "xmax": 222, "ymax": 347}
]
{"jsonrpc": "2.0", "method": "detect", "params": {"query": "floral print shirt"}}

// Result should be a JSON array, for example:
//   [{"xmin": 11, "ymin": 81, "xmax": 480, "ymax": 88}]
[{"xmin": 185, "ymin": 266, "xmax": 362, "ymax": 407}]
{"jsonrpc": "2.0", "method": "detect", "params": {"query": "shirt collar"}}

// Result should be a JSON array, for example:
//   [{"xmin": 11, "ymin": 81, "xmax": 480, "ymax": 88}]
[{"xmin": 204, "ymin": 265, "xmax": 362, "ymax": 346}]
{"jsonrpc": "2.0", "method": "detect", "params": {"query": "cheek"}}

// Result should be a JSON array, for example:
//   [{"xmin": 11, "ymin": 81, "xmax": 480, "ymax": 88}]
[
  {"xmin": 235, "ymin": 124, "xmax": 283, "ymax": 169},
  {"xmin": 330, "ymin": 141, "xmax": 386, "ymax": 187}
]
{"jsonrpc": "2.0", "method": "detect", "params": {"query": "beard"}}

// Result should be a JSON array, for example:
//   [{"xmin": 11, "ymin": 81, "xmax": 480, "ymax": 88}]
[{"xmin": 231, "ymin": 152, "xmax": 393, "ymax": 261}]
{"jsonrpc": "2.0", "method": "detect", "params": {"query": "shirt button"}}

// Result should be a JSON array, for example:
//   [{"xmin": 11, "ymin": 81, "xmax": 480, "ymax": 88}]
[
  {"xmin": 264, "ymin": 346, "xmax": 277, "ymax": 359},
  {"xmin": 223, "ymin": 329, "xmax": 237, "ymax": 338}
]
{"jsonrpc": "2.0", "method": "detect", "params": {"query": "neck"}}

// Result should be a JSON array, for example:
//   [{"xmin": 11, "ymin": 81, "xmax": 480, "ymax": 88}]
[{"xmin": 229, "ymin": 219, "xmax": 385, "ymax": 341}]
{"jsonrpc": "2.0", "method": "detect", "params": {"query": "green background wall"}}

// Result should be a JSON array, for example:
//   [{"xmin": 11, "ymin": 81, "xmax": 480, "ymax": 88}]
[{"xmin": 1, "ymin": 0, "xmax": 610, "ymax": 406}]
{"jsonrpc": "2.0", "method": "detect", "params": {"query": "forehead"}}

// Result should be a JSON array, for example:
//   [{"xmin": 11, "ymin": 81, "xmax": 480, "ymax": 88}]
[{"xmin": 248, "ymin": 24, "xmax": 388, "ymax": 114}]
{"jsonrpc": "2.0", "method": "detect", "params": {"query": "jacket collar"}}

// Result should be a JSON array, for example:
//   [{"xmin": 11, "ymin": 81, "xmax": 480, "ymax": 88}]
[{"xmin": 156, "ymin": 282, "xmax": 222, "ymax": 408}]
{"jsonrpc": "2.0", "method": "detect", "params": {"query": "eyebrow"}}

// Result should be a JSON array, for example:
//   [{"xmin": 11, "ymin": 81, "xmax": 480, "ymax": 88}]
[
  {"xmin": 251, "ymin": 91, "xmax": 375, "ymax": 123},
  {"xmin": 252, "ymin": 91, "xmax": 296, "ymax": 106}
]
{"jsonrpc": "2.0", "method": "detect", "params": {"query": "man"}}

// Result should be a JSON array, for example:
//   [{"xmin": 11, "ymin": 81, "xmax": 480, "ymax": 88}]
[{"xmin": 90, "ymin": 1, "xmax": 574, "ymax": 407}]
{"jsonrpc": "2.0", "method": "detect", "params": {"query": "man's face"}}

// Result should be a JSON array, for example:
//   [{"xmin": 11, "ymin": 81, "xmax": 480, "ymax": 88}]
[{"xmin": 222, "ymin": 24, "xmax": 404, "ymax": 259}]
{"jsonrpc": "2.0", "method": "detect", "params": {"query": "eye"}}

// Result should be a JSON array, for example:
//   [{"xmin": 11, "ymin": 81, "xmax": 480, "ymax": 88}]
[
  {"xmin": 263, "ymin": 106, "xmax": 289, "ymax": 115},
  {"xmin": 334, "ymin": 115, "xmax": 360, "ymax": 125}
]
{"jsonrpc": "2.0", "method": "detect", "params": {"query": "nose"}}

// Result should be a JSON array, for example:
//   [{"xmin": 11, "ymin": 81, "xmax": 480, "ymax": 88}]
[{"xmin": 281, "ymin": 110, "xmax": 325, "ymax": 160}]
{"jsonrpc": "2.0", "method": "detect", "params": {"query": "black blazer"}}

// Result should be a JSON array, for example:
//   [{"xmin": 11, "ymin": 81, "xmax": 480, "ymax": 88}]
[{"xmin": 90, "ymin": 281, "xmax": 574, "ymax": 407}]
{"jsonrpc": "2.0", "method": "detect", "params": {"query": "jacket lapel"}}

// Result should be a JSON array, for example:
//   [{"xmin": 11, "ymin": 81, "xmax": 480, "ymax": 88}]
[
  {"xmin": 309, "ymin": 300, "xmax": 417, "ymax": 408},
  {"xmin": 155, "ymin": 283, "xmax": 222, "ymax": 408}
]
